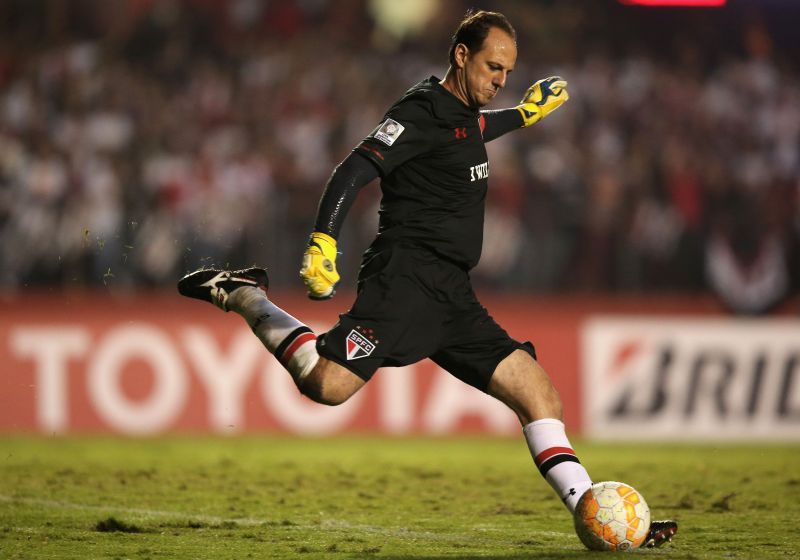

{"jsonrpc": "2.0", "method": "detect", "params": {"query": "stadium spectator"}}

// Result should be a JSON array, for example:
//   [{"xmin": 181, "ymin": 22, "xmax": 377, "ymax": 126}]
[{"xmin": 0, "ymin": 0, "xmax": 797, "ymax": 312}]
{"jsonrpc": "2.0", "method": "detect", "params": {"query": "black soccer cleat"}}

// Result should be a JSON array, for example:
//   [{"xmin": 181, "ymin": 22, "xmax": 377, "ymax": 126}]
[
  {"xmin": 644, "ymin": 520, "xmax": 677, "ymax": 548},
  {"xmin": 177, "ymin": 267, "xmax": 269, "ymax": 311}
]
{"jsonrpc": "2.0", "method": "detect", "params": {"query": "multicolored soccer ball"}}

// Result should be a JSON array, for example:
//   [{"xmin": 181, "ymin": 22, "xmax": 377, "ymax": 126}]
[{"xmin": 573, "ymin": 481, "xmax": 651, "ymax": 551}]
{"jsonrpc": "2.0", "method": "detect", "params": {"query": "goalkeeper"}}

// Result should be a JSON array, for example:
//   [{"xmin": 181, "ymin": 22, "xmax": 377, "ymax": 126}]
[{"xmin": 179, "ymin": 9, "xmax": 675, "ymax": 548}]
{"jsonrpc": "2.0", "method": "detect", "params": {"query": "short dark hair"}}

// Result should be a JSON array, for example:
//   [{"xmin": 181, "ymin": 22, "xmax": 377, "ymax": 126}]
[{"xmin": 448, "ymin": 9, "xmax": 516, "ymax": 66}]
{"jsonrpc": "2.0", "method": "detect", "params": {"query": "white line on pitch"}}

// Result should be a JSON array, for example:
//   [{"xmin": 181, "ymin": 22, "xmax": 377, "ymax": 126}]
[
  {"xmin": 0, "ymin": 494, "xmax": 572, "ymax": 542},
  {"xmin": 0, "ymin": 494, "xmax": 267, "ymax": 527}
]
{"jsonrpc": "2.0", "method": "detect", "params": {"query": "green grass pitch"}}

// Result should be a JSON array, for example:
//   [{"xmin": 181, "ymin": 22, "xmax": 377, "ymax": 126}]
[{"xmin": 1, "ymin": 437, "xmax": 798, "ymax": 559}]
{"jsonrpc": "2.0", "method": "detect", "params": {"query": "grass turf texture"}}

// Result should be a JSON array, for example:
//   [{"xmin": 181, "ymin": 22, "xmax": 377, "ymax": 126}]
[{"xmin": 0, "ymin": 437, "xmax": 798, "ymax": 559}]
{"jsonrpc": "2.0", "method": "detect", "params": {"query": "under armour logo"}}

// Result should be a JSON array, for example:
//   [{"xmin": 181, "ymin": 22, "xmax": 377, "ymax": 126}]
[
  {"xmin": 454, "ymin": 127, "xmax": 467, "ymax": 139},
  {"xmin": 251, "ymin": 313, "xmax": 271, "ymax": 331}
]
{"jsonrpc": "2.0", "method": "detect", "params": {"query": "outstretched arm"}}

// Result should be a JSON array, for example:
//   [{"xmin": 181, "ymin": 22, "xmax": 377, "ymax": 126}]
[
  {"xmin": 480, "ymin": 108, "xmax": 524, "ymax": 142},
  {"xmin": 300, "ymin": 151, "xmax": 379, "ymax": 300},
  {"xmin": 481, "ymin": 76, "xmax": 569, "ymax": 142}
]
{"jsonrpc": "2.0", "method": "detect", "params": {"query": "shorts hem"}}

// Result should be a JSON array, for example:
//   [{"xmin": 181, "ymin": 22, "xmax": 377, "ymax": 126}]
[
  {"xmin": 481, "ymin": 340, "xmax": 538, "ymax": 392},
  {"xmin": 317, "ymin": 343, "xmax": 375, "ymax": 382}
]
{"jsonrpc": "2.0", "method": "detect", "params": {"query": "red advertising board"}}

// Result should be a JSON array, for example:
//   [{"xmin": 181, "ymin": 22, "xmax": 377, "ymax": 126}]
[
  {"xmin": 4, "ymin": 290, "xmax": 788, "ymax": 437},
  {"xmin": 1, "ymin": 291, "xmax": 586, "ymax": 436}
]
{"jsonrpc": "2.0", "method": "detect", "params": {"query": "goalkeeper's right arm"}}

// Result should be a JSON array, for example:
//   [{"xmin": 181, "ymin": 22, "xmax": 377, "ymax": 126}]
[
  {"xmin": 300, "ymin": 152, "xmax": 379, "ymax": 300},
  {"xmin": 480, "ymin": 76, "xmax": 569, "ymax": 142}
]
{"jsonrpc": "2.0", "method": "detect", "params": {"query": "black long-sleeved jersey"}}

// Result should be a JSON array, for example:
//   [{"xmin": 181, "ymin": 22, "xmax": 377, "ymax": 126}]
[
  {"xmin": 312, "ymin": 76, "xmax": 523, "ymax": 269},
  {"xmin": 355, "ymin": 76, "xmax": 505, "ymax": 270}
]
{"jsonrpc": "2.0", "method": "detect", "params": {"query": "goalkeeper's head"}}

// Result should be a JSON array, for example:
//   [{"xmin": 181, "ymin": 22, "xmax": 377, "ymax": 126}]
[{"xmin": 445, "ymin": 10, "xmax": 517, "ymax": 108}]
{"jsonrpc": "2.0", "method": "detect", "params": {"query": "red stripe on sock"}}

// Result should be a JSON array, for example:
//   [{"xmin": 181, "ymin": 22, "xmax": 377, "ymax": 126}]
[
  {"xmin": 280, "ymin": 332, "xmax": 316, "ymax": 364},
  {"xmin": 534, "ymin": 446, "xmax": 576, "ymax": 467}
]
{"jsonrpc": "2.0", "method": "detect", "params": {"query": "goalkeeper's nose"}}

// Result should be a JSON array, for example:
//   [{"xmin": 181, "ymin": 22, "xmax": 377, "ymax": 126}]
[{"xmin": 493, "ymin": 73, "xmax": 508, "ymax": 89}]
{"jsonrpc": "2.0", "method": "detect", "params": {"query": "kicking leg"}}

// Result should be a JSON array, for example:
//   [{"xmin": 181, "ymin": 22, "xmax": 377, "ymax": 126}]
[
  {"xmin": 488, "ymin": 349, "xmax": 677, "ymax": 546},
  {"xmin": 488, "ymin": 349, "xmax": 592, "ymax": 512},
  {"xmin": 178, "ymin": 267, "xmax": 364, "ymax": 405}
]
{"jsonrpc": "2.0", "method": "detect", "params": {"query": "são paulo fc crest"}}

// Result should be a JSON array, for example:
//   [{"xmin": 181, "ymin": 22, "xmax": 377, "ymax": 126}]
[
  {"xmin": 346, "ymin": 328, "xmax": 378, "ymax": 360},
  {"xmin": 374, "ymin": 118, "xmax": 405, "ymax": 146}
]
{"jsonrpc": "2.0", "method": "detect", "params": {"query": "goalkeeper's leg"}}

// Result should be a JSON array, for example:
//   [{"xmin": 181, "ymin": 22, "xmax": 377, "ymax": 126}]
[
  {"xmin": 489, "ymin": 352, "xmax": 677, "ymax": 545},
  {"xmin": 177, "ymin": 267, "xmax": 364, "ymax": 404},
  {"xmin": 488, "ymin": 350, "xmax": 593, "ymax": 512}
]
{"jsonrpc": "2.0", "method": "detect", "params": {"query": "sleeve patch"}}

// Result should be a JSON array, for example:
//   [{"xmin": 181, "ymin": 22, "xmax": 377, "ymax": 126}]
[{"xmin": 373, "ymin": 118, "xmax": 405, "ymax": 146}]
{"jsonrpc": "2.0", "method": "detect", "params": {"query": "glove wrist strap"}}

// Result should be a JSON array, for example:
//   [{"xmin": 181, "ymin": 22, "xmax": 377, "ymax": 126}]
[{"xmin": 310, "ymin": 231, "xmax": 337, "ymax": 248}]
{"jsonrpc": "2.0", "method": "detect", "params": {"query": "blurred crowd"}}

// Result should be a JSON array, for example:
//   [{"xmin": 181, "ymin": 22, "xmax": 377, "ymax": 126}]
[{"xmin": 0, "ymin": 0, "xmax": 798, "ymax": 313}]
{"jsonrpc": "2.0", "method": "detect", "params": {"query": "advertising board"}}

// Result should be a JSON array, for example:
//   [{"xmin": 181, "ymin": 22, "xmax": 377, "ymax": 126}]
[{"xmin": 582, "ymin": 317, "xmax": 800, "ymax": 440}]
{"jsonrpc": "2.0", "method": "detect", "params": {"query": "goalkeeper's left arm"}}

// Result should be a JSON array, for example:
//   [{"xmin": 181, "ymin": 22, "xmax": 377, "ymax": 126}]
[
  {"xmin": 300, "ymin": 152, "xmax": 379, "ymax": 300},
  {"xmin": 481, "ymin": 76, "xmax": 569, "ymax": 142}
]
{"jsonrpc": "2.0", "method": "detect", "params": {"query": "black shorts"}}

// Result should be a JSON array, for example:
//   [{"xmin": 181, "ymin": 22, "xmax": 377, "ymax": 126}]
[{"xmin": 317, "ymin": 243, "xmax": 536, "ymax": 391}]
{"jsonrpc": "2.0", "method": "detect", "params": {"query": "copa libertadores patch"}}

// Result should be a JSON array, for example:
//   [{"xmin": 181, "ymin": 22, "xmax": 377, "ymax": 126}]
[
  {"xmin": 374, "ymin": 118, "xmax": 405, "ymax": 146},
  {"xmin": 346, "ymin": 329, "xmax": 376, "ymax": 360}
]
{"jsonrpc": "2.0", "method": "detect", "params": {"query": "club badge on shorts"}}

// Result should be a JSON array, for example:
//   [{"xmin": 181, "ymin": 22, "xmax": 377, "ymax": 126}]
[
  {"xmin": 373, "ymin": 118, "xmax": 405, "ymax": 146},
  {"xmin": 346, "ymin": 328, "xmax": 377, "ymax": 360}
]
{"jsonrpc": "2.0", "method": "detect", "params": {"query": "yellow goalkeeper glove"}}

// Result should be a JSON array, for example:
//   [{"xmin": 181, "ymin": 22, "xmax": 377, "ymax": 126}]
[
  {"xmin": 516, "ymin": 76, "xmax": 569, "ymax": 127},
  {"xmin": 300, "ymin": 232, "xmax": 340, "ymax": 300}
]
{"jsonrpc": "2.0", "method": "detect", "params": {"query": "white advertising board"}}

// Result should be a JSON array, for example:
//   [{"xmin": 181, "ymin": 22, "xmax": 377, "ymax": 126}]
[{"xmin": 582, "ymin": 317, "xmax": 800, "ymax": 440}]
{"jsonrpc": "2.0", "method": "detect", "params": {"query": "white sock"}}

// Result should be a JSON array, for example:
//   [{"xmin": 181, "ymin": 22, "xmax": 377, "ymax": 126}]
[
  {"xmin": 227, "ymin": 286, "xmax": 319, "ymax": 382},
  {"xmin": 523, "ymin": 418, "xmax": 593, "ymax": 513}
]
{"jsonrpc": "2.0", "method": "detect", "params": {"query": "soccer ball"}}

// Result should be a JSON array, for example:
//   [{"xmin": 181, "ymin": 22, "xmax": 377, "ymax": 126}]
[{"xmin": 573, "ymin": 481, "xmax": 650, "ymax": 551}]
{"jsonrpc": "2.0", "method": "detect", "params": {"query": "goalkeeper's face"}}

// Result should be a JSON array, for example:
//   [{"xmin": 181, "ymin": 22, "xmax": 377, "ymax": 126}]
[{"xmin": 463, "ymin": 26, "xmax": 517, "ymax": 108}]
